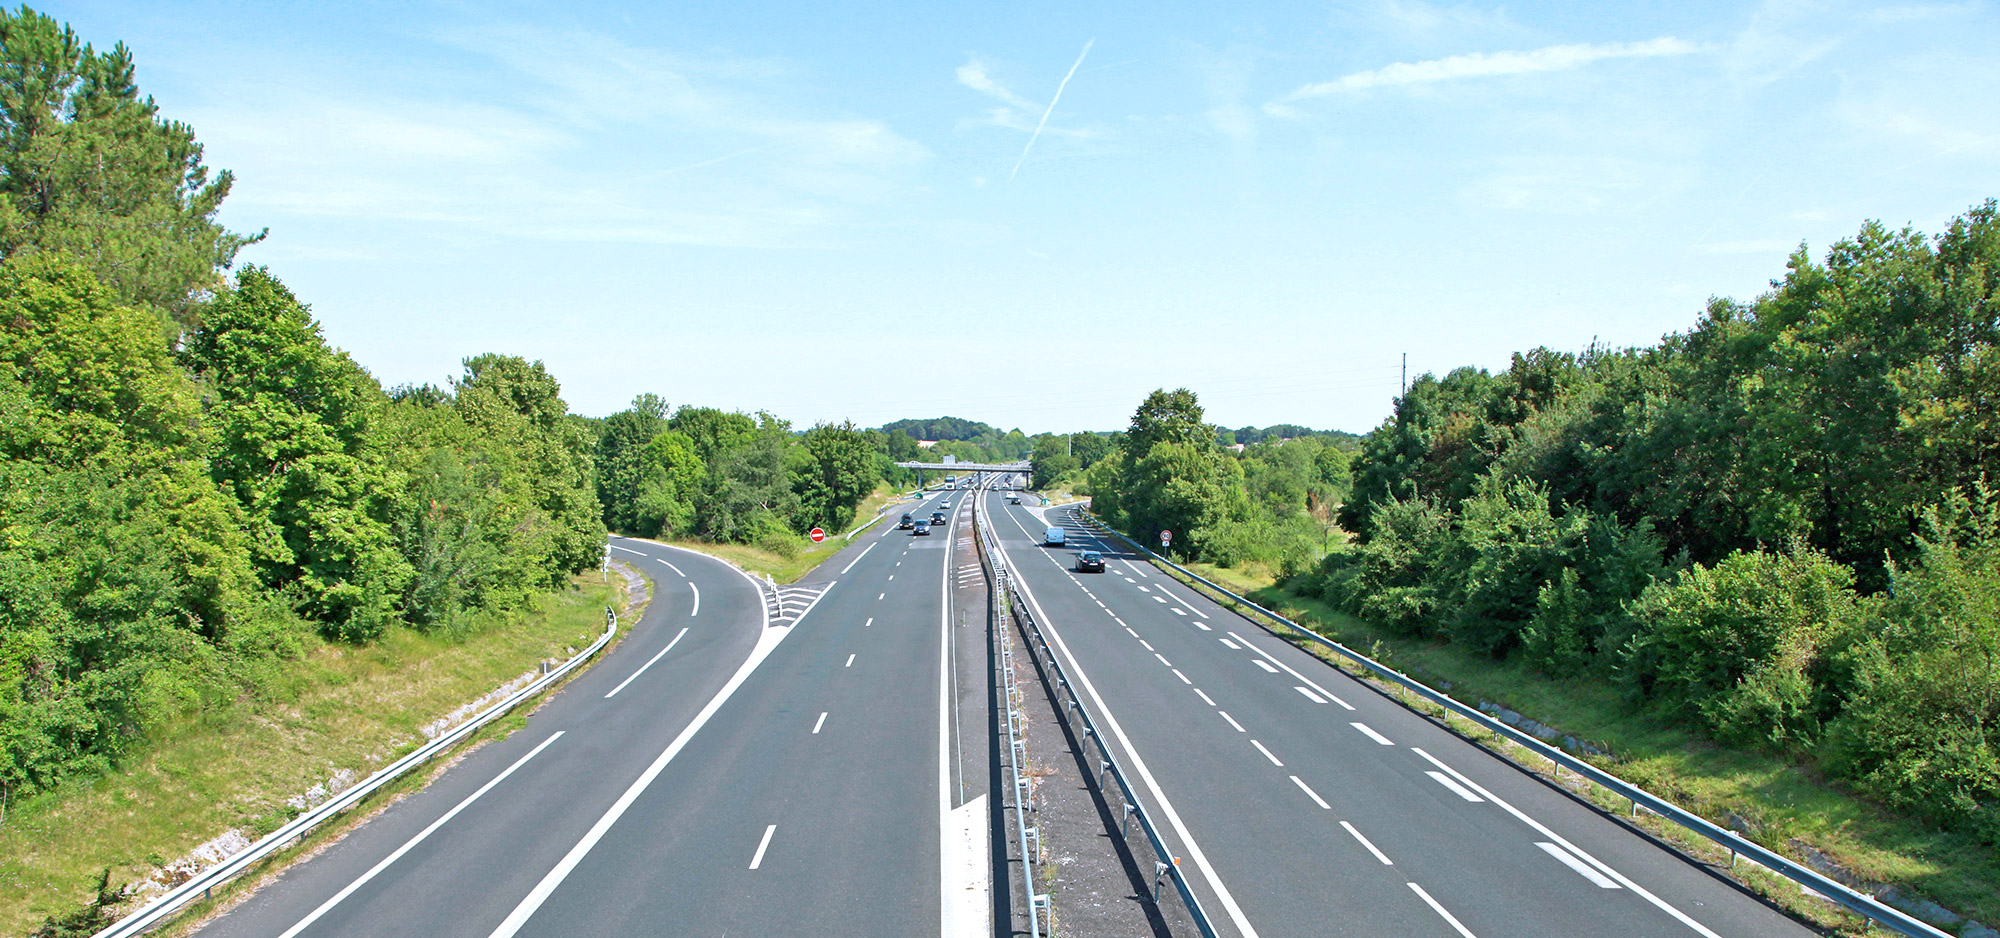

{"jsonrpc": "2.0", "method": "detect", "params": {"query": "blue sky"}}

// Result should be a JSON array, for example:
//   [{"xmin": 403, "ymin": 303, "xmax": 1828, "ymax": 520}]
[{"xmin": 46, "ymin": 0, "xmax": 2000, "ymax": 433}]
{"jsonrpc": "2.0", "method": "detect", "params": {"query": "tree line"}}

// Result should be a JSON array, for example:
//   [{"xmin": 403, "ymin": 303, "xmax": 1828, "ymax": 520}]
[{"xmin": 1091, "ymin": 202, "xmax": 2000, "ymax": 843}]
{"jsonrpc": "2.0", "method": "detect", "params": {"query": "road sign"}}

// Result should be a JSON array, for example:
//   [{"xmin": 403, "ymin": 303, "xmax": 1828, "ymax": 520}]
[
  {"xmin": 809, "ymin": 527, "xmax": 827, "ymax": 543},
  {"xmin": 1160, "ymin": 529, "xmax": 1173, "ymax": 547}
]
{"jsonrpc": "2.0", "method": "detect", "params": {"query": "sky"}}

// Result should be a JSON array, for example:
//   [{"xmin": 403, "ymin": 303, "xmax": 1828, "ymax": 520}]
[{"xmin": 43, "ymin": 0, "xmax": 2000, "ymax": 434}]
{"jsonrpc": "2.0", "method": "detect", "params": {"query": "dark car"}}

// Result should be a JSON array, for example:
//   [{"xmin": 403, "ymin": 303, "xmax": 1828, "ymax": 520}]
[
  {"xmin": 931, "ymin": 511, "xmax": 947, "ymax": 526},
  {"xmin": 913, "ymin": 520, "xmax": 931, "ymax": 535},
  {"xmin": 1007, "ymin": 494, "xmax": 1021, "ymax": 505},
  {"xmin": 898, "ymin": 513, "xmax": 915, "ymax": 529},
  {"xmin": 1075, "ymin": 550, "xmax": 1105, "ymax": 573}
]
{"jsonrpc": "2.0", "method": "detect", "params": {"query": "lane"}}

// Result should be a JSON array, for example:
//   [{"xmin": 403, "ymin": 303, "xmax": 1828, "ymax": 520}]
[
  {"xmin": 989, "ymin": 493, "xmax": 1815, "ymax": 938},
  {"xmin": 195, "ymin": 543, "xmax": 767, "ymax": 938}
]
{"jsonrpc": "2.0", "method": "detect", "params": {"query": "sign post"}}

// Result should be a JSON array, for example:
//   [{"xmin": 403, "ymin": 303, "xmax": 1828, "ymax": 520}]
[{"xmin": 809, "ymin": 527, "xmax": 827, "ymax": 543}]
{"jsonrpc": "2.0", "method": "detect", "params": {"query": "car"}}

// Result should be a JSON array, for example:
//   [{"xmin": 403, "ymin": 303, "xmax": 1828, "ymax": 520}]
[
  {"xmin": 1043, "ymin": 526, "xmax": 1066, "ymax": 547},
  {"xmin": 898, "ymin": 513, "xmax": 915, "ymax": 529},
  {"xmin": 1075, "ymin": 550, "xmax": 1105, "ymax": 573},
  {"xmin": 913, "ymin": 520, "xmax": 931, "ymax": 535},
  {"xmin": 931, "ymin": 511, "xmax": 948, "ymax": 526},
  {"xmin": 1007, "ymin": 494, "xmax": 1021, "ymax": 505},
  {"xmin": 940, "ymin": 501, "xmax": 951, "ymax": 509}
]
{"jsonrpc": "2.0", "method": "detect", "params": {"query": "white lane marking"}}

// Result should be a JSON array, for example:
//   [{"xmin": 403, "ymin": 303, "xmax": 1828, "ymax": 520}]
[
  {"xmin": 610, "ymin": 545, "xmax": 645, "ymax": 555},
  {"xmin": 1427, "ymin": 771, "xmax": 1484, "ymax": 802},
  {"xmin": 1252, "ymin": 660, "xmax": 1279, "ymax": 673},
  {"xmin": 1251, "ymin": 739, "xmax": 1284, "ymax": 766},
  {"xmin": 604, "ymin": 627, "xmax": 691, "ymax": 698},
  {"xmin": 993, "ymin": 501, "xmax": 1262, "ymax": 938},
  {"xmin": 1407, "ymin": 882, "xmax": 1478, "ymax": 938},
  {"xmin": 1153, "ymin": 596, "xmax": 1168, "ymax": 604},
  {"xmin": 1194, "ymin": 622, "xmax": 1211, "ymax": 631},
  {"xmin": 897, "ymin": 561, "xmax": 902, "ymax": 566},
  {"xmin": 276, "ymin": 732, "xmax": 565, "ymax": 938},
  {"xmin": 1227, "ymin": 631, "xmax": 1354, "ymax": 709},
  {"xmin": 1124, "ymin": 627, "xmax": 1139, "ymax": 637},
  {"xmin": 1153, "ymin": 653, "xmax": 1172, "ymax": 667},
  {"xmin": 889, "ymin": 575, "xmax": 895, "ymax": 581},
  {"xmin": 846, "ymin": 654, "xmax": 856, "ymax": 667},
  {"xmin": 1122, "ymin": 558, "xmax": 1149, "ymax": 576},
  {"xmin": 1290, "ymin": 775, "xmax": 1331, "ymax": 810},
  {"xmin": 1194, "ymin": 688, "xmax": 1217, "ymax": 706},
  {"xmin": 485, "ymin": 625, "xmax": 795, "ymax": 938},
  {"xmin": 814, "ymin": 712, "xmax": 828, "ymax": 734},
  {"xmin": 1411, "ymin": 749, "xmax": 1720, "ymax": 938},
  {"xmin": 1105, "ymin": 608, "xmax": 1117, "ymax": 617},
  {"xmin": 1094, "ymin": 599, "xmax": 1105, "ymax": 608},
  {"xmin": 663, "ymin": 560, "xmax": 686, "ymax": 577},
  {"xmin": 1140, "ymin": 640, "xmax": 1155, "ymax": 651},
  {"xmin": 1537, "ymin": 841, "xmax": 1620, "ymax": 888},
  {"xmin": 1220, "ymin": 711, "xmax": 1246, "ymax": 732},
  {"xmin": 689, "ymin": 583, "xmax": 700, "ymax": 616},
  {"xmin": 1137, "ymin": 586, "xmax": 1152, "ymax": 593},
  {"xmin": 1156, "ymin": 582, "xmax": 1210, "ymax": 618},
  {"xmin": 749, "ymin": 824, "xmax": 777, "ymax": 869},
  {"xmin": 1341, "ymin": 821, "xmax": 1393, "ymax": 865},
  {"xmin": 865, "ymin": 617, "xmax": 874, "ymax": 627},
  {"xmin": 1172, "ymin": 608, "xmax": 1188, "ymax": 616},
  {"xmin": 1351, "ymin": 722, "xmax": 1394, "ymax": 746},
  {"xmin": 1171, "ymin": 669, "xmax": 1192, "ymax": 685},
  {"xmin": 1123, "ymin": 577, "xmax": 1135, "ymax": 583},
  {"xmin": 1294, "ymin": 686, "xmax": 1326, "ymax": 704},
  {"xmin": 879, "ymin": 593, "xmax": 886, "ymax": 600}
]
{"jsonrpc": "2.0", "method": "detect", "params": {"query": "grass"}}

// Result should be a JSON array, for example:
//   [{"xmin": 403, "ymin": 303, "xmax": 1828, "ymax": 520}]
[
  {"xmin": 1155, "ymin": 561, "xmax": 2000, "ymax": 935},
  {"xmin": 664, "ymin": 485, "xmax": 916, "ymax": 584},
  {"xmin": 0, "ymin": 571, "xmax": 629, "ymax": 937}
]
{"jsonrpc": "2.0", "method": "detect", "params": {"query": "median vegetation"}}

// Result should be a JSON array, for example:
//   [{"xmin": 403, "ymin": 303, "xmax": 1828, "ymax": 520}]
[{"xmin": 1084, "ymin": 202, "xmax": 2000, "ymax": 929}]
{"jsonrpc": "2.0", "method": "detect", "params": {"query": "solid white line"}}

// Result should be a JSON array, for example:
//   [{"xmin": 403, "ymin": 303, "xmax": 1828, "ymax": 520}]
[
  {"xmin": 1351, "ymin": 722, "xmax": 1394, "ymax": 745},
  {"xmin": 1290, "ymin": 775, "xmax": 1331, "ymax": 809},
  {"xmin": 1225, "ymin": 631, "xmax": 1354, "ymax": 709},
  {"xmin": 1410, "ymin": 749, "xmax": 1719, "ymax": 938},
  {"xmin": 846, "ymin": 654, "xmax": 855, "ymax": 667},
  {"xmin": 1408, "ymin": 882, "xmax": 1478, "ymax": 938},
  {"xmin": 485, "ymin": 626, "xmax": 794, "ymax": 938},
  {"xmin": 689, "ymin": 582, "xmax": 700, "ymax": 616},
  {"xmin": 1252, "ymin": 660, "xmax": 1279, "ymax": 673},
  {"xmin": 604, "ymin": 627, "xmax": 691, "ymax": 698},
  {"xmin": 1538, "ymin": 841, "xmax": 1620, "ymax": 888},
  {"xmin": 1427, "ymin": 770, "xmax": 1484, "ymax": 802},
  {"xmin": 937, "ymin": 495, "xmax": 954, "ymax": 938},
  {"xmin": 841, "ymin": 541, "xmax": 877, "ymax": 574},
  {"xmin": 1194, "ymin": 688, "xmax": 1217, "ymax": 707},
  {"xmin": 1251, "ymin": 739, "xmax": 1284, "ymax": 766},
  {"xmin": 1341, "ymin": 821, "xmax": 1393, "ymax": 865},
  {"xmin": 276, "ymin": 732, "xmax": 565, "ymax": 938},
  {"xmin": 814, "ymin": 712, "xmax": 828, "ymax": 734},
  {"xmin": 1295, "ymin": 686, "xmax": 1326, "ymax": 704},
  {"xmin": 1171, "ymin": 669, "xmax": 1191, "ymax": 685},
  {"xmin": 749, "ymin": 824, "xmax": 776, "ymax": 869}
]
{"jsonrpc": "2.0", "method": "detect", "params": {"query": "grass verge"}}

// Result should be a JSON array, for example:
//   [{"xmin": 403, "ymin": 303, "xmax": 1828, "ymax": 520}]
[
  {"xmin": 666, "ymin": 485, "xmax": 913, "ymax": 584},
  {"xmin": 1157, "ymin": 560, "xmax": 1999, "ymax": 935},
  {"xmin": 0, "ymin": 571, "xmax": 630, "ymax": 937}
]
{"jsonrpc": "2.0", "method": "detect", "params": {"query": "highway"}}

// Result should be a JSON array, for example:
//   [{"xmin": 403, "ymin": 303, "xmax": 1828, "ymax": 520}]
[
  {"xmin": 190, "ymin": 488, "xmax": 991, "ymax": 938},
  {"xmin": 984, "ymin": 493, "xmax": 1818, "ymax": 938}
]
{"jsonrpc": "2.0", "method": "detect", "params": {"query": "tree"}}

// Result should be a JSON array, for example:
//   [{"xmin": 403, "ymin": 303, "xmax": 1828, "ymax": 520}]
[
  {"xmin": 793, "ymin": 421, "xmax": 875, "ymax": 532},
  {"xmin": 596, "ymin": 395, "xmax": 668, "ymax": 533},
  {"xmin": 452, "ymin": 354, "xmax": 603, "ymax": 585},
  {"xmin": 1125, "ymin": 388, "xmax": 1212, "ymax": 459}
]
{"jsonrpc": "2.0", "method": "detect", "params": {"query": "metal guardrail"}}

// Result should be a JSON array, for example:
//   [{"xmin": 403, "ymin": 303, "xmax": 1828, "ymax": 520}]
[
  {"xmin": 971, "ymin": 486, "xmax": 1045, "ymax": 938},
  {"xmin": 979, "ymin": 497, "xmax": 1219, "ymax": 938},
  {"xmin": 95, "ymin": 607, "xmax": 623, "ymax": 938},
  {"xmin": 1067, "ymin": 508, "xmax": 1952, "ymax": 938}
]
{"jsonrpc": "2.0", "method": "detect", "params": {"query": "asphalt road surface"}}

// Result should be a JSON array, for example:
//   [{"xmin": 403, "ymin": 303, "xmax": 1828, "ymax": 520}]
[{"xmin": 984, "ymin": 492, "xmax": 1818, "ymax": 938}]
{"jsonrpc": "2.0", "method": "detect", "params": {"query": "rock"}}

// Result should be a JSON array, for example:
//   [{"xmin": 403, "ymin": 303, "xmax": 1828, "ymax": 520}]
[
  {"xmin": 1878, "ymin": 887, "xmax": 1963, "ymax": 927},
  {"xmin": 1963, "ymin": 920, "xmax": 1996, "ymax": 938}
]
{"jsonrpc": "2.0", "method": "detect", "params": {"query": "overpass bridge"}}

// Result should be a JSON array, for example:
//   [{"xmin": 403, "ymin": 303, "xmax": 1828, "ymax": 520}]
[{"xmin": 895, "ymin": 460, "xmax": 1030, "ymax": 487}]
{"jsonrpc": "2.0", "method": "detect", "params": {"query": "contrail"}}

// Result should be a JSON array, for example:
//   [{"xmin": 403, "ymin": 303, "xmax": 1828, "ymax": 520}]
[{"xmin": 1010, "ymin": 38, "xmax": 1094, "ymax": 182}]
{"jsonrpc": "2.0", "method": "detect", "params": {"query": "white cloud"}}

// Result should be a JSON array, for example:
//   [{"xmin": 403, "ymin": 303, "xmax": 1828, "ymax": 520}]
[
  {"xmin": 956, "ymin": 59, "xmax": 1036, "ymax": 111},
  {"xmin": 1277, "ymin": 37, "xmax": 1702, "ymax": 103}
]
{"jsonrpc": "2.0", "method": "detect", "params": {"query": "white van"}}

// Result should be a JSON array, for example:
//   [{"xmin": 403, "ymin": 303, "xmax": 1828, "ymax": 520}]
[{"xmin": 1044, "ymin": 526, "xmax": 1066, "ymax": 547}]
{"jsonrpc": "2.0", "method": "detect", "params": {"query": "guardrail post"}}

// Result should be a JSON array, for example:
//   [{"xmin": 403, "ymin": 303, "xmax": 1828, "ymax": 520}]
[{"xmin": 1154, "ymin": 861, "xmax": 1169, "ymax": 901}]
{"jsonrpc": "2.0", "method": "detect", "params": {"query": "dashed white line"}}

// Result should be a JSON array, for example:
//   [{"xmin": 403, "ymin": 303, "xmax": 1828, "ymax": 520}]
[
  {"xmin": 1153, "ymin": 596, "xmax": 1168, "ymax": 604},
  {"xmin": 1194, "ymin": 688, "xmax": 1217, "ymax": 707},
  {"xmin": 1140, "ymin": 640, "xmax": 1155, "ymax": 651},
  {"xmin": 1294, "ymin": 686, "xmax": 1327, "ymax": 704},
  {"xmin": 1250, "ymin": 739, "xmax": 1284, "ymax": 766},
  {"xmin": 1537, "ymin": 842, "xmax": 1619, "ymax": 888},
  {"xmin": 1123, "ymin": 627, "xmax": 1139, "ymax": 637},
  {"xmin": 1290, "ymin": 775, "xmax": 1330, "ymax": 809},
  {"xmin": 1341, "ymin": 821, "xmax": 1393, "ymax": 865},
  {"xmin": 813, "ymin": 712, "xmax": 828, "ymax": 734},
  {"xmin": 878, "ymin": 593, "xmax": 885, "ymax": 601},
  {"xmin": 1193, "ymin": 622, "xmax": 1211, "ymax": 631},
  {"xmin": 1351, "ymin": 722, "xmax": 1394, "ymax": 745},
  {"xmin": 1226, "ymin": 631, "xmax": 1354, "ymax": 709},
  {"xmin": 1153, "ymin": 653, "xmax": 1172, "ymax": 667},
  {"xmin": 865, "ymin": 618, "xmax": 874, "ymax": 627},
  {"xmin": 1171, "ymin": 669, "xmax": 1191, "ymax": 685},
  {"xmin": 1172, "ymin": 608, "xmax": 1188, "ymax": 616},
  {"xmin": 845, "ymin": 654, "xmax": 856, "ymax": 667},
  {"xmin": 1407, "ymin": 883, "xmax": 1477, "ymax": 938},
  {"xmin": 688, "ymin": 583, "xmax": 700, "ymax": 616},
  {"xmin": 749, "ymin": 824, "xmax": 777, "ymax": 870},
  {"xmin": 1219, "ymin": 711, "xmax": 1245, "ymax": 732},
  {"xmin": 1251, "ymin": 660, "xmax": 1279, "ymax": 673},
  {"xmin": 1427, "ymin": 771, "xmax": 1484, "ymax": 802},
  {"xmin": 1137, "ymin": 585, "xmax": 1152, "ymax": 593},
  {"xmin": 610, "ymin": 544, "xmax": 645, "ymax": 555},
  {"xmin": 604, "ymin": 627, "xmax": 691, "ymax": 698}
]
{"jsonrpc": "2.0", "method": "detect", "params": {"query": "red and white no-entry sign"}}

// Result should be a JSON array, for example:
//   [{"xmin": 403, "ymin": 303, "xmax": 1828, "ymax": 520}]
[
  {"xmin": 809, "ymin": 527, "xmax": 827, "ymax": 543},
  {"xmin": 1160, "ymin": 529, "xmax": 1173, "ymax": 546}
]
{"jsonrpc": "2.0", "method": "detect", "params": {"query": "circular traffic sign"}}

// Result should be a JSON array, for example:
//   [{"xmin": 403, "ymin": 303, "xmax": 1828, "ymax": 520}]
[
  {"xmin": 1161, "ymin": 529, "xmax": 1173, "ymax": 544},
  {"xmin": 809, "ymin": 527, "xmax": 827, "ymax": 543}
]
